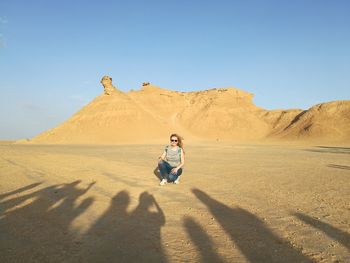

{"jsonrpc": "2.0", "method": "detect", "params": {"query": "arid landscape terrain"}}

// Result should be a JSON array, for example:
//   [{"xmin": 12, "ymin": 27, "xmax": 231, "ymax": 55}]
[
  {"xmin": 0, "ymin": 142, "xmax": 349, "ymax": 262},
  {"xmin": 2, "ymin": 0, "xmax": 350, "ymax": 261},
  {"xmin": 1, "ymin": 78, "xmax": 349, "ymax": 262},
  {"xmin": 22, "ymin": 77, "xmax": 350, "ymax": 145}
]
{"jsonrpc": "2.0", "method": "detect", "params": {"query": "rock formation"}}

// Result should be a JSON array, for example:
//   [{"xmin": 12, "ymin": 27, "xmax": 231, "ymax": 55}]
[
  {"xmin": 272, "ymin": 100, "xmax": 350, "ymax": 142},
  {"xmin": 25, "ymin": 76, "xmax": 350, "ymax": 144},
  {"xmin": 101, "ymin": 76, "xmax": 117, "ymax": 95}
]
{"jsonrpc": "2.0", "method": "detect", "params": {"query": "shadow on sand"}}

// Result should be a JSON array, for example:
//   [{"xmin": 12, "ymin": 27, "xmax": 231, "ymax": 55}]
[
  {"xmin": 304, "ymin": 146, "xmax": 350, "ymax": 155},
  {"xmin": 0, "ymin": 182, "xmax": 167, "ymax": 262},
  {"xmin": 327, "ymin": 164, "xmax": 350, "ymax": 171},
  {"xmin": 78, "ymin": 190, "xmax": 167, "ymax": 262},
  {"xmin": 294, "ymin": 213, "xmax": 350, "ymax": 251},
  {"xmin": 190, "ymin": 188, "xmax": 313, "ymax": 263},
  {"xmin": 184, "ymin": 216, "xmax": 224, "ymax": 263},
  {"xmin": 0, "ymin": 180, "xmax": 94, "ymax": 262}
]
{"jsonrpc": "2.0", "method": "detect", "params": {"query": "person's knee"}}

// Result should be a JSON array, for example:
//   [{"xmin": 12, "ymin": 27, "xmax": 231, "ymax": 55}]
[
  {"xmin": 168, "ymin": 173, "xmax": 176, "ymax": 181},
  {"xmin": 158, "ymin": 160, "xmax": 166, "ymax": 167}
]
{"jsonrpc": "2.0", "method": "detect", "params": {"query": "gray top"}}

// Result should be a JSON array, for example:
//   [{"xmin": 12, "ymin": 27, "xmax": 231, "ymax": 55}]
[{"xmin": 165, "ymin": 145, "xmax": 182, "ymax": 167}]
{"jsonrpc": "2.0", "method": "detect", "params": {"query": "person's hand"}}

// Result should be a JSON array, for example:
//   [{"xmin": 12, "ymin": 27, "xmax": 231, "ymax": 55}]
[{"xmin": 171, "ymin": 168, "xmax": 178, "ymax": 174}]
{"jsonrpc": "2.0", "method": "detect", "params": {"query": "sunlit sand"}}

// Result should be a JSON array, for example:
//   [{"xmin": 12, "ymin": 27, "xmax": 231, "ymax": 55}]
[{"xmin": 1, "ymin": 143, "xmax": 349, "ymax": 262}]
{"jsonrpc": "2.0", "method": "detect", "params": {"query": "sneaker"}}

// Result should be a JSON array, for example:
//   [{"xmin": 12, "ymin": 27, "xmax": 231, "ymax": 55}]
[
  {"xmin": 174, "ymin": 179, "xmax": 180, "ymax": 184},
  {"xmin": 159, "ymin": 179, "xmax": 167, "ymax": 186}
]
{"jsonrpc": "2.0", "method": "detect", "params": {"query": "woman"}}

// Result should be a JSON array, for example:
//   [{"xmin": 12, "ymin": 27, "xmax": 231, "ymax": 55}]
[{"xmin": 158, "ymin": 134, "xmax": 185, "ymax": 185}]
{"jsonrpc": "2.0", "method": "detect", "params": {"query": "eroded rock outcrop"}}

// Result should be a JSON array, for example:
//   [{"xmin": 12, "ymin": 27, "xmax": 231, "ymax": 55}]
[
  {"xmin": 25, "ymin": 76, "xmax": 350, "ymax": 144},
  {"xmin": 101, "ymin": 76, "xmax": 117, "ymax": 95}
]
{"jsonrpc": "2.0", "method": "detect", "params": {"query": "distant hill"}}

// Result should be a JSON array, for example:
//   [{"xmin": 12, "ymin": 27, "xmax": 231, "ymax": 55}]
[
  {"xmin": 24, "ymin": 77, "xmax": 350, "ymax": 144},
  {"xmin": 270, "ymin": 100, "xmax": 350, "ymax": 142}
]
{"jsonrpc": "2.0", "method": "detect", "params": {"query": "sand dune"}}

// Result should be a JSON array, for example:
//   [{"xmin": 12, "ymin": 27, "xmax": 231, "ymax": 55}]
[{"xmin": 25, "ymin": 77, "xmax": 350, "ymax": 144}]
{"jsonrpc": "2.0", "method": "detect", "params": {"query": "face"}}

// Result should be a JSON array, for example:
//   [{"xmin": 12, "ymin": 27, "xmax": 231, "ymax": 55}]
[{"xmin": 170, "ymin": 136, "xmax": 178, "ymax": 145}]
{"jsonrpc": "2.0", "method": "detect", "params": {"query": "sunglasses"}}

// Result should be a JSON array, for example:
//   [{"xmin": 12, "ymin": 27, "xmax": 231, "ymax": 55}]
[{"xmin": 171, "ymin": 139, "xmax": 178, "ymax": 142}]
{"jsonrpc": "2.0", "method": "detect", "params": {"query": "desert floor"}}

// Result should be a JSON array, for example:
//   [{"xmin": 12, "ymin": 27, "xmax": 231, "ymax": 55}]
[{"xmin": 0, "ymin": 142, "xmax": 349, "ymax": 262}]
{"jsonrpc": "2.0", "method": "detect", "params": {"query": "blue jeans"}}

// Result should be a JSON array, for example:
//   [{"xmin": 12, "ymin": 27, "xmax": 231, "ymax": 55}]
[{"xmin": 158, "ymin": 160, "xmax": 182, "ymax": 182}]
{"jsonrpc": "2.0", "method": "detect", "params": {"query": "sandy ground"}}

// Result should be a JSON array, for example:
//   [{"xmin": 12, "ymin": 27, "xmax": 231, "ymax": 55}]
[{"xmin": 0, "ymin": 142, "xmax": 349, "ymax": 262}]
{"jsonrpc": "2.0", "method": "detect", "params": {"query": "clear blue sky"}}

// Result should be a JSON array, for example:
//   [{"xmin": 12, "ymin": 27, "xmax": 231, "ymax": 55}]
[{"xmin": 1, "ymin": 0, "xmax": 349, "ymax": 140}]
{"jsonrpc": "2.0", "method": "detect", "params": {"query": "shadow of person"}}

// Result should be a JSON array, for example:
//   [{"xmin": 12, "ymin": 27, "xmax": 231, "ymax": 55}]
[
  {"xmin": 78, "ymin": 191, "xmax": 167, "ymax": 263},
  {"xmin": 127, "ymin": 191, "xmax": 167, "ymax": 262},
  {"xmin": 0, "ymin": 182, "xmax": 42, "ymax": 201},
  {"xmin": 0, "ymin": 181, "xmax": 94, "ymax": 262},
  {"xmin": 294, "ymin": 212, "xmax": 350, "ymax": 251},
  {"xmin": 44, "ymin": 180, "xmax": 95, "ymax": 233},
  {"xmin": 192, "ymin": 188, "xmax": 313, "ymax": 263},
  {"xmin": 0, "ymin": 184, "xmax": 61, "ymax": 216},
  {"xmin": 49, "ymin": 180, "xmax": 95, "ymax": 213},
  {"xmin": 184, "ymin": 216, "xmax": 224, "ymax": 263},
  {"xmin": 78, "ymin": 190, "xmax": 131, "ymax": 262}
]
